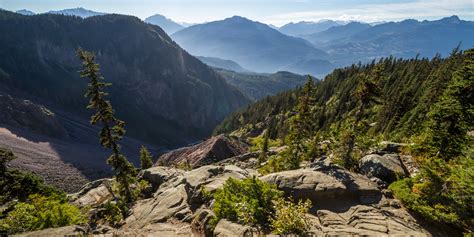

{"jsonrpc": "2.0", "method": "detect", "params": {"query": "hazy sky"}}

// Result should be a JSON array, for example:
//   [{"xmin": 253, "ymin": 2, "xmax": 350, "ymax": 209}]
[{"xmin": 1, "ymin": 0, "xmax": 473, "ymax": 26}]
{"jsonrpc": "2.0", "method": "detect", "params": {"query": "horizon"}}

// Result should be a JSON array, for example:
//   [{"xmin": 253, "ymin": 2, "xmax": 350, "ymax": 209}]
[{"xmin": 1, "ymin": 0, "xmax": 473, "ymax": 27}]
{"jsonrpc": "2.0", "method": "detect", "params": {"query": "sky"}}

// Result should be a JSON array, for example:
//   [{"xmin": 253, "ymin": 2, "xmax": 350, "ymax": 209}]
[{"xmin": 1, "ymin": 0, "xmax": 473, "ymax": 26}]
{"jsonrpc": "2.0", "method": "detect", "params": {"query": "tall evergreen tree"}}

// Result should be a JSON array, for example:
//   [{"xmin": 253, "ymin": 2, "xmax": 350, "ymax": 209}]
[
  {"xmin": 286, "ymin": 76, "xmax": 316, "ymax": 168},
  {"xmin": 342, "ymin": 64, "xmax": 383, "ymax": 168},
  {"xmin": 139, "ymin": 146, "xmax": 153, "ymax": 170},
  {"xmin": 76, "ymin": 48, "xmax": 136, "ymax": 204}
]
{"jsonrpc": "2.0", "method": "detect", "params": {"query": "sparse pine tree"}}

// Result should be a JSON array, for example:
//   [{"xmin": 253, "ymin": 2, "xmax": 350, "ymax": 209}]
[
  {"xmin": 76, "ymin": 48, "xmax": 136, "ymax": 204},
  {"xmin": 139, "ymin": 146, "xmax": 153, "ymax": 170}
]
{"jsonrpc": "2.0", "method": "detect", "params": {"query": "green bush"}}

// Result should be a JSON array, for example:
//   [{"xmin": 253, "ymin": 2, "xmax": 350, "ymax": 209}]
[
  {"xmin": 0, "ymin": 194, "xmax": 87, "ymax": 234},
  {"xmin": 271, "ymin": 198, "xmax": 312, "ymax": 235},
  {"xmin": 213, "ymin": 177, "xmax": 282, "ymax": 228}
]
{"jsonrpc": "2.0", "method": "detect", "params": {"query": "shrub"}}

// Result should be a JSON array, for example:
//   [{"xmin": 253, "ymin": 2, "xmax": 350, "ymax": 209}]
[
  {"xmin": 271, "ymin": 198, "xmax": 312, "ymax": 235},
  {"xmin": 0, "ymin": 194, "xmax": 87, "ymax": 234},
  {"xmin": 213, "ymin": 177, "xmax": 282, "ymax": 228}
]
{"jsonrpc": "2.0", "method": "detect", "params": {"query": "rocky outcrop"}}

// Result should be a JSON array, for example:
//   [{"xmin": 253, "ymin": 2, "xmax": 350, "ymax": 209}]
[
  {"xmin": 260, "ymin": 165, "xmax": 382, "ymax": 208},
  {"xmin": 68, "ymin": 178, "xmax": 114, "ymax": 207},
  {"xmin": 20, "ymin": 163, "xmax": 429, "ymax": 236},
  {"xmin": 123, "ymin": 165, "xmax": 252, "ymax": 231},
  {"xmin": 214, "ymin": 219, "xmax": 256, "ymax": 237},
  {"xmin": 359, "ymin": 154, "xmax": 408, "ymax": 183},
  {"xmin": 157, "ymin": 135, "xmax": 248, "ymax": 168},
  {"xmin": 312, "ymin": 205, "xmax": 426, "ymax": 236}
]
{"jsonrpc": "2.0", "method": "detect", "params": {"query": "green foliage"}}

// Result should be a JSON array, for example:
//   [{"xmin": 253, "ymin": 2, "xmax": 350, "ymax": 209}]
[
  {"xmin": 249, "ymin": 133, "xmax": 281, "ymax": 152},
  {"xmin": 271, "ymin": 198, "xmax": 312, "ymax": 235},
  {"xmin": 139, "ymin": 145, "xmax": 153, "ymax": 170},
  {"xmin": 101, "ymin": 201, "xmax": 123, "ymax": 227},
  {"xmin": 421, "ymin": 49, "xmax": 474, "ymax": 161},
  {"xmin": 77, "ymin": 48, "xmax": 136, "ymax": 204},
  {"xmin": 0, "ymin": 194, "xmax": 86, "ymax": 234},
  {"xmin": 0, "ymin": 149, "xmax": 63, "ymax": 204},
  {"xmin": 213, "ymin": 177, "xmax": 283, "ymax": 228}
]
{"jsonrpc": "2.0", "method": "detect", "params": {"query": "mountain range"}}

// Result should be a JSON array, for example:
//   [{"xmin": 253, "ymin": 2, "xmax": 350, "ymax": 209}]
[
  {"xmin": 308, "ymin": 16, "xmax": 474, "ymax": 66},
  {"xmin": 172, "ymin": 15, "xmax": 473, "ymax": 76},
  {"xmin": 172, "ymin": 16, "xmax": 332, "ymax": 77},
  {"xmin": 144, "ymin": 14, "xmax": 184, "ymax": 34}
]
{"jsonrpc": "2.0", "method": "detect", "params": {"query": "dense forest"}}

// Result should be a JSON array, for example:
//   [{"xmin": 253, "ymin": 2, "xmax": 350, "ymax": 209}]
[{"xmin": 215, "ymin": 48, "xmax": 474, "ymax": 231}]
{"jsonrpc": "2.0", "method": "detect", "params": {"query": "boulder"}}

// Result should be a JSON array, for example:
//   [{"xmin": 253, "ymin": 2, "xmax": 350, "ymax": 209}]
[
  {"xmin": 359, "ymin": 154, "xmax": 408, "ymax": 183},
  {"xmin": 313, "ymin": 205, "xmax": 428, "ymax": 236},
  {"xmin": 157, "ymin": 134, "xmax": 248, "ymax": 168},
  {"xmin": 139, "ymin": 166, "xmax": 184, "ymax": 190},
  {"xmin": 260, "ymin": 167, "xmax": 381, "ymax": 209},
  {"xmin": 213, "ymin": 219, "xmax": 256, "ymax": 237},
  {"xmin": 125, "ymin": 183, "xmax": 193, "ymax": 228},
  {"xmin": 124, "ymin": 164, "xmax": 251, "ymax": 230}
]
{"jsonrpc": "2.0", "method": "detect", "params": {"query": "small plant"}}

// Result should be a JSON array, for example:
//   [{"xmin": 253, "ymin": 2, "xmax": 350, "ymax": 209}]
[
  {"xmin": 139, "ymin": 145, "xmax": 153, "ymax": 170},
  {"xmin": 213, "ymin": 177, "xmax": 282, "ymax": 228},
  {"xmin": 0, "ymin": 194, "xmax": 86, "ymax": 234},
  {"xmin": 271, "ymin": 198, "xmax": 312, "ymax": 235}
]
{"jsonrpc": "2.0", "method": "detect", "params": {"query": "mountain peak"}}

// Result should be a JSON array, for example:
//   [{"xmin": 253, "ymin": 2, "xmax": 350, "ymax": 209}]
[
  {"xmin": 145, "ymin": 13, "xmax": 184, "ymax": 34},
  {"xmin": 227, "ymin": 15, "xmax": 251, "ymax": 22},
  {"xmin": 16, "ymin": 9, "xmax": 35, "ymax": 15},
  {"xmin": 442, "ymin": 15, "xmax": 461, "ymax": 23}
]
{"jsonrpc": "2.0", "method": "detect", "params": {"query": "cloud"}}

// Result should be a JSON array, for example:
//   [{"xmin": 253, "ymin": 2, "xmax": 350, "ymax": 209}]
[{"xmin": 263, "ymin": 0, "xmax": 474, "ymax": 25}]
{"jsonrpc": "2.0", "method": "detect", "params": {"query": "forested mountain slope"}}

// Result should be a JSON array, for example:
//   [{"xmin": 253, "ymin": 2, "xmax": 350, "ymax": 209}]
[
  {"xmin": 215, "ymin": 48, "xmax": 467, "ymax": 141},
  {"xmin": 0, "ymin": 10, "xmax": 249, "ymax": 147}
]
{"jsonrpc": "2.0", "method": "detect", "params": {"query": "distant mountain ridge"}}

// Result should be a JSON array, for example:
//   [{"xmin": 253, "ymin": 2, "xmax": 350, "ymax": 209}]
[
  {"xmin": 320, "ymin": 15, "xmax": 474, "ymax": 65},
  {"xmin": 197, "ymin": 56, "xmax": 249, "ymax": 72},
  {"xmin": 15, "ymin": 9, "xmax": 35, "ymax": 15},
  {"xmin": 145, "ymin": 14, "xmax": 184, "ymax": 34},
  {"xmin": 47, "ymin": 7, "xmax": 106, "ymax": 18},
  {"xmin": 279, "ymin": 20, "xmax": 342, "ymax": 36},
  {"xmin": 215, "ymin": 69, "xmax": 308, "ymax": 101},
  {"xmin": 172, "ymin": 16, "xmax": 332, "ymax": 77}
]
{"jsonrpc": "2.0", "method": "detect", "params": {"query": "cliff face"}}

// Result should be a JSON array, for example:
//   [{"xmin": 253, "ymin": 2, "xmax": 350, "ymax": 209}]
[{"xmin": 0, "ymin": 10, "xmax": 250, "ymax": 147}]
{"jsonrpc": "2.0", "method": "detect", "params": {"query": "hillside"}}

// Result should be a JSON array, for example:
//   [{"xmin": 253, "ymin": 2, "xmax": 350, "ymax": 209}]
[
  {"xmin": 215, "ymin": 69, "xmax": 308, "ymax": 101},
  {"xmin": 0, "ymin": 10, "xmax": 250, "ymax": 147},
  {"xmin": 171, "ymin": 16, "xmax": 332, "ymax": 77},
  {"xmin": 214, "ymin": 48, "xmax": 473, "ymax": 233},
  {"xmin": 144, "ymin": 14, "xmax": 184, "ymax": 34},
  {"xmin": 215, "ymin": 49, "xmax": 468, "ymax": 141}
]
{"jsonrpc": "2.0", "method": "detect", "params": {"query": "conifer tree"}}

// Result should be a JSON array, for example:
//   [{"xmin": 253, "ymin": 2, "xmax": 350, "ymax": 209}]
[
  {"xmin": 342, "ymin": 64, "xmax": 383, "ymax": 169},
  {"xmin": 76, "ymin": 48, "xmax": 136, "ymax": 204},
  {"xmin": 258, "ymin": 131, "xmax": 269, "ymax": 164},
  {"xmin": 139, "ymin": 145, "xmax": 153, "ymax": 170},
  {"xmin": 425, "ymin": 48, "xmax": 474, "ymax": 160},
  {"xmin": 286, "ymin": 76, "xmax": 316, "ymax": 168}
]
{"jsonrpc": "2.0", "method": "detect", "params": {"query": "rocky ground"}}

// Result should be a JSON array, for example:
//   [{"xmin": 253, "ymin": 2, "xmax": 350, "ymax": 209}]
[{"xmin": 15, "ymin": 136, "xmax": 452, "ymax": 236}]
